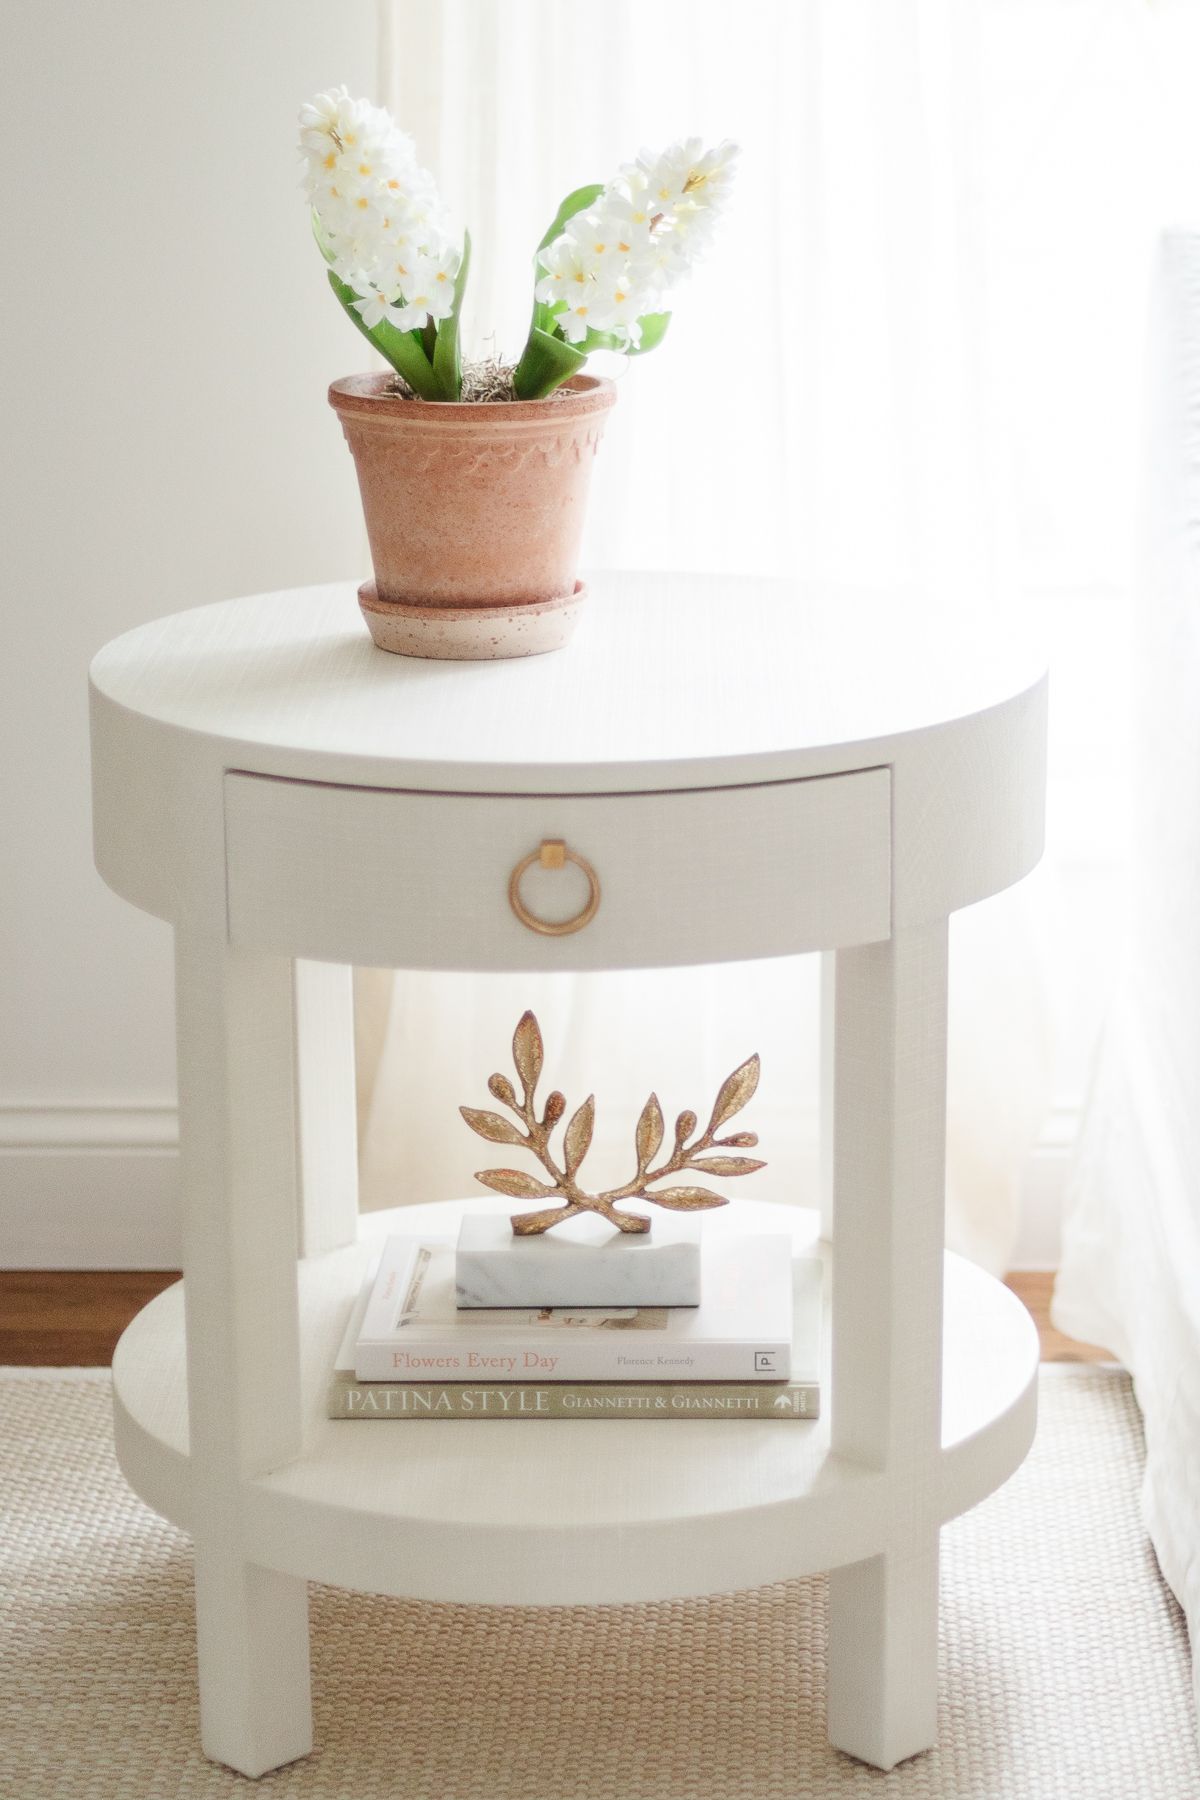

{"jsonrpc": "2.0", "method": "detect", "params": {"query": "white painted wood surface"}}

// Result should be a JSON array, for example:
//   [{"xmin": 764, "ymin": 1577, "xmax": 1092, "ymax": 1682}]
[
  {"xmin": 112, "ymin": 1197, "xmax": 1038, "ymax": 1600},
  {"xmin": 291, "ymin": 960, "xmax": 359, "ymax": 1258},
  {"xmin": 90, "ymin": 573, "xmax": 1048, "ymax": 1777},
  {"xmin": 827, "ymin": 924, "xmax": 949, "ymax": 1767},
  {"xmin": 224, "ymin": 768, "xmax": 891, "ymax": 971},
  {"xmin": 89, "ymin": 575, "xmax": 1047, "ymax": 933},
  {"xmin": 173, "ymin": 933, "xmax": 312, "ymax": 1775},
  {"xmin": 88, "ymin": 575, "xmax": 1045, "ymax": 795},
  {"xmin": 818, "ymin": 950, "xmax": 836, "ymax": 1240}
]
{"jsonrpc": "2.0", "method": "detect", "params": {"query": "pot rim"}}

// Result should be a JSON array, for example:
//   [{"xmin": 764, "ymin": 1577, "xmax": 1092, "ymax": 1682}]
[{"xmin": 328, "ymin": 370, "xmax": 616, "ymax": 429}]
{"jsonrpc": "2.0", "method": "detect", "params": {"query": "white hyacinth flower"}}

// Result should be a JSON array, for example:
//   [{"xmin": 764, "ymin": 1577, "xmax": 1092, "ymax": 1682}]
[
  {"xmin": 299, "ymin": 85, "xmax": 460, "ymax": 335},
  {"xmin": 302, "ymin": 90, "xmax": 734, "ymax": 399},
  {"xmin": 621, "ymin": 137, "xmax": 738, "ymax": 287},
  {"xmin": 631, "ymin": 137, "xmax": 739, "ymax": 222},
  {"xmin": 556, "ymin": 294, "xmax": 597, "ymax": 344},
  {"xmin": 534, "ymin": 234, "xmax": 598, "ymax": 308},
  {"xmin": 587, "ymin": 276, "xmax": 648, "ymax": 348},
  {"xmin": 562, "ymin": 210, "xmax": 637, "ymax": 273},
  {"xmin": 402, "ymin": 246, "xmax": 462, "ymax": 324},
  {"xmin": 599, "ymin": 189, "xmax": 656, "ymax": 242},
  {"xmin": 352, "ymin": 288, "xmax": 418, "ymax": 332},
  {"xmin": 535, "ymin": 135, "xmax": 737, "ymax": 356}
]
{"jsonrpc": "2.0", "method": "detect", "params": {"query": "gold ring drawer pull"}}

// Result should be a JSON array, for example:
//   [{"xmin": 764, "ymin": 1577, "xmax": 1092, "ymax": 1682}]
[{"xmin": 508, "ymin": 840, "xmax": 601, "ymax": 936}]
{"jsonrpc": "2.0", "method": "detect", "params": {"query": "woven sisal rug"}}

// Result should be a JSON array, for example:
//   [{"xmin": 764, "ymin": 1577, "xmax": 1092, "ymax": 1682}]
[{"xmin": 0, "ymin": 1366, "xmax": 1195, "ymax": 1800}]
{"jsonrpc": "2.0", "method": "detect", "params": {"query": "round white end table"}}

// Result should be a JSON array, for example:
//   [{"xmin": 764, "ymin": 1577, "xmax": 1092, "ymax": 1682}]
[{"xmin": 90, "ymin": 571, "xmax": 1047, "ymax": 1780}]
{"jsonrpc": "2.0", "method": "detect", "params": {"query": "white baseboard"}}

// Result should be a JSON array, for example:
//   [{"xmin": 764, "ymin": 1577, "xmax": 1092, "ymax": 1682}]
[
  {"xmin": 1009, "ymin": 1105, "xmax": 1077, "ymax": 1271},
  {"xmin": 0, "ymin": 1107, "xmax": 181, "ymax": 1269}
]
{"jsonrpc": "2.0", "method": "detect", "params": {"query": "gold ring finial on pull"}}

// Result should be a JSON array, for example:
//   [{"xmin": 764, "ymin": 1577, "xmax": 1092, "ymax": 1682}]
[{"xmin": 508, "ymin": 840, "xmax": 601, "ymax": 936}]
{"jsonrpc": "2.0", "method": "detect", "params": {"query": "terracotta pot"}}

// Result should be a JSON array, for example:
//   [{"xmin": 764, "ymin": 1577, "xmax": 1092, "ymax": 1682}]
[{"xmin": 328, "ymin": 372, "xmax": 616, "ymax": 660}]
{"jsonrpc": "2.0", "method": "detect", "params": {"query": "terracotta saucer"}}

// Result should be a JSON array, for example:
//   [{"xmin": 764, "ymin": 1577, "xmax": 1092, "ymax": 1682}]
[{"xmin": 357, "ymin": 579, "xmax": 586, "ymax": 661}]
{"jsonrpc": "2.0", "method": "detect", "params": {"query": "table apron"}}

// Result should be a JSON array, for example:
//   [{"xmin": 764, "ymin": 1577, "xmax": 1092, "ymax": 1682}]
[{"xmin": 223, "ymin": 768, "xmax": 893, "ymax": 971}]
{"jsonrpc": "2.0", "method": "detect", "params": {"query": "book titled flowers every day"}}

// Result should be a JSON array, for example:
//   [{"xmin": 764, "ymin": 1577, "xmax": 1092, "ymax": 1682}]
[{"xmin": 325, "ymin": 1237, "xmax": 821, "ymax": 1419}]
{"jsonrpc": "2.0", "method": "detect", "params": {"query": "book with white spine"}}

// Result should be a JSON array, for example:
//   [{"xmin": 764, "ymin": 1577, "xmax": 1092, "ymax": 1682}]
[{"xmin": 353, "ymin": 1232, "xmax": 796, "ymax": 1383}]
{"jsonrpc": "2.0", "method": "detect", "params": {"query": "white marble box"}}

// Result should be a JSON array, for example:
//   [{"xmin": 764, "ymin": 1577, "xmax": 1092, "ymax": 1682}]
[{"xmin": 455, "ymin": 1211, "xmax": 703, "ymax": 1308}]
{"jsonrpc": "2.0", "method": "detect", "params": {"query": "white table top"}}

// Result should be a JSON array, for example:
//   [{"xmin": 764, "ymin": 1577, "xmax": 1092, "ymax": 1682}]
[{"xmin": 90, "ymin": 571, "xmax": 1046, "ymax": 795}]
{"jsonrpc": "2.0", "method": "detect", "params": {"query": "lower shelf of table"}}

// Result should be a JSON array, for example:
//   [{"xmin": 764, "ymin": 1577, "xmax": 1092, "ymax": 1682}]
[{"xmin": 112, "ymin": 1199, "xmax": 1039, "ymax": 1607}]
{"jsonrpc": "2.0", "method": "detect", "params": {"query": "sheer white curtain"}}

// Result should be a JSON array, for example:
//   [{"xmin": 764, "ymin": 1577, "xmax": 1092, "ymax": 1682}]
[
  {"xmin": 355, "ymin": 0, "xmax": 1192, "ymax": 1272},
  {"xmin": 1054, "ymin": 230, "xmax": 1200, "ymax": 1727}
]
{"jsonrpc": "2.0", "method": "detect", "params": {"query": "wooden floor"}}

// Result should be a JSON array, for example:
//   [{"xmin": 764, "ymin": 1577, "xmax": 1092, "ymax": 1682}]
[
  {"xmin": 0, "ymin": 1271, "xmax": 180, "ymax": 1367},
  {"xmin": 1004, "ymin": 1270, "xmax": 1113, "ymax": 1364},
  {"xmin": 0, "ymin": 1267, "xmax": 1114, "ymax": 1367}
]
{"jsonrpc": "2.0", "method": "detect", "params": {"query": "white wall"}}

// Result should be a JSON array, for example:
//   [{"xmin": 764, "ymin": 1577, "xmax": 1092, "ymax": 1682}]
[
  {"xmin": 1, "ymin": 1, "xmax": 380, "ymax": 1263},
  {"xmin": 0, "ymin": 1, "xmax": 1084, "ymax": 1271}
]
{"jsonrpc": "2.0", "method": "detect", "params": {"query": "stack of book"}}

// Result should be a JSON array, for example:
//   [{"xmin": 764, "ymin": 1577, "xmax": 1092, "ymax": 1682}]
[{"xmin": 328, "ymin": 1231, "xmax": 821, "ymax": 1422}]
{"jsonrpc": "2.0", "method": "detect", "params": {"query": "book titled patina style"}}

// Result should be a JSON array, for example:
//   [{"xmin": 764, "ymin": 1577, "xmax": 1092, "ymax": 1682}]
[
  {"xmin": 354, "ymin": 1233, "xmax": 797, "ymax": 1383},
  {"xmin": 327, "ymin": 1373, "xmax": 819, "ymax": 1420}
]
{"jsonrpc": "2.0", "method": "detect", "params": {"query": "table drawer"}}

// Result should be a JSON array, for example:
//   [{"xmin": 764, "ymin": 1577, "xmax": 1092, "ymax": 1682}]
[{"xmin": 224, "ymin": 769, "xmax": 891, "ymax": 971}]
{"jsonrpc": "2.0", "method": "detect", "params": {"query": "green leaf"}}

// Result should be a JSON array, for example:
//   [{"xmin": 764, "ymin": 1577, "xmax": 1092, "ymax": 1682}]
[
  {"xmin": 534, "ymin": 294, "xmax": 565, "ymax": 335},
  {"xmin": 431, "ymin": 227, "xmax": 471, "ymax": 401},
  {"xmin": 311, "ymin": 208, "xmax": 336, "ymax": 266},
  {"xmin": 512, "ymin": 326, "xmax": 588, "ymax": 400},
  {"xmin": 579, "ymin": 326, "xmax": 625, "ymax": 354},
  {"xmin": 325, "ymin": 269, "xmax": 441, "ymax": 401},
  {"xmin": 536, "ymin": 182, "xmax": 605, "ymax": 255},
  {"xmin": 515, "ymin": 180, "xmax": 608, "ymax": 397},
  {"xmin": 626, "ymin": 311, "xmax": 671, "ymax": 357},
  {"xmin": 523, "ymin": 181, "xmax": 607, "ymax": 357}
]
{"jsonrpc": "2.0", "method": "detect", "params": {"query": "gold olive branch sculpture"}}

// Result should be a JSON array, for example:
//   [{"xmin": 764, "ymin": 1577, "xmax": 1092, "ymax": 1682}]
[{"xmin": 460, "ymin": 1010, "xmax": 766, "ymax": 1235}]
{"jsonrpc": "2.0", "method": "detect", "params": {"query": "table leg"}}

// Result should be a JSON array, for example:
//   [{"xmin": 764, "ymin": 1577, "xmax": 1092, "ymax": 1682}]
[
  {"xmin": 175, "ymin": 930, "xmax": 313, "ymax": 1778},
  {"xmin": 818, "ymin": 950, "xmax": 836, "ymax": 1240},
  {"xmin": 826, "ymin": 921, "xmax": 948, "ymax": 1771},
  {"xmin": 293, "ymin": 959, "xmax": 359, "ymax": 1256}
]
